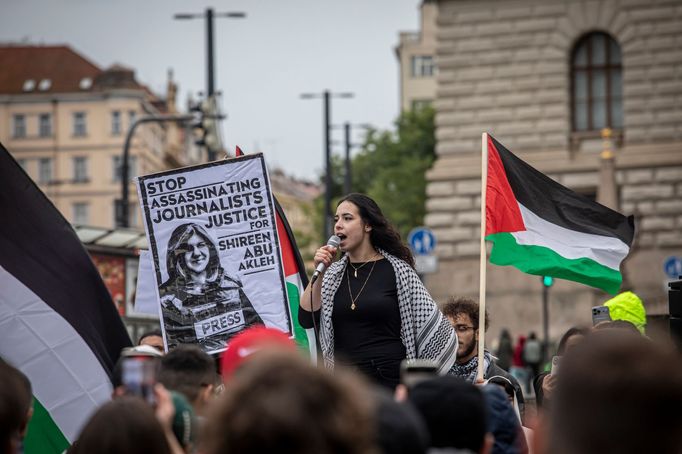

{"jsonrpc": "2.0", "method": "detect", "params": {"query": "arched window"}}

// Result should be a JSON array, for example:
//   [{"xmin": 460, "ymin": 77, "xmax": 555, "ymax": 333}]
[{"xmin": 571, "ymin": 32, "xmax": 623, "ymax": 132}]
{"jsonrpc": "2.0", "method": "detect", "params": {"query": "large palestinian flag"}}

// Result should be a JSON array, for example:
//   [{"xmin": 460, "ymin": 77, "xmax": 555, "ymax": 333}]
[
  {"xmin": 485, "ymin": 134, "xmax": 635, "ymax": 295},
  {"xmin": 0, "ymin": 144, "xmax": 132, "ymax": 453},
  {"xmin": 235, "ymin": 147, "xmax": 316, "ymax": 357}
]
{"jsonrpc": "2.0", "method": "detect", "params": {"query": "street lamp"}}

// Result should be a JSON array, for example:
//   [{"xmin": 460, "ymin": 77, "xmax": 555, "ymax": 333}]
[
  {"xmin": 118, "ymin": 114, "xmax": 195, "ymax": 228},
  {"xmin": 174, "ymin": 8, "xmax": 245, "ymax": 160},
  {"xmin": 300, "ymin": 90, "xmax": 354, "ymax": 240}
]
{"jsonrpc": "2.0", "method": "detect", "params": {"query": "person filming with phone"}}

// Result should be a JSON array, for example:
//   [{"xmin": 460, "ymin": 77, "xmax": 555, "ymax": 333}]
[{"xmin": 533, "ymin": 327, "xmax": 588, "ymax": 410}]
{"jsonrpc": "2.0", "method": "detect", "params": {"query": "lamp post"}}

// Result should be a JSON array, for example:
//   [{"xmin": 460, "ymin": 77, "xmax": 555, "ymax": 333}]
[
  {"xmin": 300, "ymin": 90, "xmax": 353, "ymax": 240},
  {"xmin": 118, "ymin": 114, "xmax": 195, "ymax": 228},
  {"xmin": 541, "ymin": 275, "xmax": 554, "ymax": 361},
  {"xmin": 174, "ymin": 8, "xmax": 245, "ymax": 160}
]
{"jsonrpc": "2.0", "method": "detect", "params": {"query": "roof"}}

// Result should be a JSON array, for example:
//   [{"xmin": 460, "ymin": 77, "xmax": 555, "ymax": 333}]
[{"xmin": 0, "ymin": 44, "xmax": 143, "ymax": 95}]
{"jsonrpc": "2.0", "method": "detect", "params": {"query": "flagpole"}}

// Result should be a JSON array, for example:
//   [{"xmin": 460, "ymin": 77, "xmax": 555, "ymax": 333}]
[{"xmin": 477, "ymin": 132, "xmax": 488, "ymax": 381}]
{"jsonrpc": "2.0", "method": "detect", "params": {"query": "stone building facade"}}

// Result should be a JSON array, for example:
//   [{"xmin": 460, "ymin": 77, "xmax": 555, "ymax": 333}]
[
  {"xmin": 0, "ymin": 45, "xmax": 201, "ymax": 229},
  {"xmin": 427, "ymin": 0, "xmax": 682, "ymax": 342},
  {"xmin": 396, "ymin": 0, "xmax": 439, "ymax": 111}
]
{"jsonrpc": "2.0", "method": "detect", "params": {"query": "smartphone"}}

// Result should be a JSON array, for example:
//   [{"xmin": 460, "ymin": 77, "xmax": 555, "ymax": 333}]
[
  {"xmin": 551, "ymin": 355, "xmax": 560, "ymax": 375},
  {"xmin": 121, "ymin": 356, "xmax": 158, "ymax": 405},
  {"xmin": 400, "ymin": 359, "xmax": 439, "ymax": 388},
  {"xmin": 592, "ymin": 305, "xmax": 612, "ymax": 326}
]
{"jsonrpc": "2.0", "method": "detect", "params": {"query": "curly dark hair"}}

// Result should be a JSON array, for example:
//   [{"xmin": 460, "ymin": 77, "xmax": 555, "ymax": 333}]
[
  {"xmin": 441, "ymin": 297, "xmax": 489, "ymax": 332},
  {"xmin": 337, "ymin": 193, "xmax": 414, "ymax": 268}
]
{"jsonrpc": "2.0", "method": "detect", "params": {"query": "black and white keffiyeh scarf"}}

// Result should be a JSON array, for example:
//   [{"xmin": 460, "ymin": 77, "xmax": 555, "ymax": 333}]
[
  {"xmin": 450, "ymin": 350, "xmax": 493, "ymax": 383},
  {"xmin": 318, "ymin": 249, "xmax": 458, "ymax": 375}
]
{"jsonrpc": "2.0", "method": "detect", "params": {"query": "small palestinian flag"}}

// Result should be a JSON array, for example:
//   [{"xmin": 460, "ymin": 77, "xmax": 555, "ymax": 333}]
[
  {"xmin": 485, "ymin": 134, "xmax": 635, "ymax": 295},
  {"xmin": 0, "ymin": 143, "xmax": 132, "ymax": 453},
  {"xmin": 235, "ymin": 147, "xmax": 316, "ymax": 356}
]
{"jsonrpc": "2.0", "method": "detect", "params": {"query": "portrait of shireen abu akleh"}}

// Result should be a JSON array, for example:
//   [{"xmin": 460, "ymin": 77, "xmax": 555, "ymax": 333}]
[{"xmin": 158, "ymin": 222, "xmax": 263, "ymax": 352}]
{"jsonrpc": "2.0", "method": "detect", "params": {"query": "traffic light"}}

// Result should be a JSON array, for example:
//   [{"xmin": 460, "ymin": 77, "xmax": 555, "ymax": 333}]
[
  {"xmin": 189, "ymin": 95, "xmax": 223, "ymax": 161},
  {"xmin": 542, "ymin": 276, "xmax": 554, "ymax": 287}
]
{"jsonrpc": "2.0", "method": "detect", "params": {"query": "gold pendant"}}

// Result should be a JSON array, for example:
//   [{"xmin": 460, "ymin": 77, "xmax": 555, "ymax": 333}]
[
  {"xmin": 351, "ymin": 303, "xmax": 356, "ymax": 310},
  {"xmin": 354, "ymin": 270, "xmax": 357, "ymax": 278}
]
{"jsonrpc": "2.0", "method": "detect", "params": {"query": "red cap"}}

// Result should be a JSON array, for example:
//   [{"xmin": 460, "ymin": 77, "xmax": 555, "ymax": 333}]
[{"xmin": 220, "ymin": 326, "xmax": 296, "ymax": 380}]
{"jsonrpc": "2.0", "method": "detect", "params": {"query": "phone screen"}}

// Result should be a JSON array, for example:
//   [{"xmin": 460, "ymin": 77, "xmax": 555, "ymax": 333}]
[{"xmin": 121, "ymin": 357, "xmax": 158, "ymax": 404}]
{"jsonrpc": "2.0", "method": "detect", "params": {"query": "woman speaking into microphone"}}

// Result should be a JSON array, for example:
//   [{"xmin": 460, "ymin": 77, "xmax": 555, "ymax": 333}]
[{"xmin": 300, "ymin": 193, "xmax": 457, "ymax": 389}]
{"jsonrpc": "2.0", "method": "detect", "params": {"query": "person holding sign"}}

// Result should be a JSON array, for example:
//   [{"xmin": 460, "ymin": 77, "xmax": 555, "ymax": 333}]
[
  {"xmin": 159, "ymin": 223, "xmax": 263, "ymax": 352},
  {"xmin": 299, "ymin": 193, "xmax": 457, "ymax": 389}
]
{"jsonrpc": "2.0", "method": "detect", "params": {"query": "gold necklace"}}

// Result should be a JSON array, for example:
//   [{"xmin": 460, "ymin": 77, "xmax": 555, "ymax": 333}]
[
  {"xmin": 348, "ymin": 252, "xmax": 379, "ymax": 278},
  {"xmin": 347, "ymin": 258, "xmax": 377, "ymax": 310}
]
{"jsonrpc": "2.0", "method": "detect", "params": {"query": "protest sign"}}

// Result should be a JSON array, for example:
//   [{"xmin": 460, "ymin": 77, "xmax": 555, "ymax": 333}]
[{"xmin": 136, "ymin": 154, "xmax": 291, "ymax": 354}]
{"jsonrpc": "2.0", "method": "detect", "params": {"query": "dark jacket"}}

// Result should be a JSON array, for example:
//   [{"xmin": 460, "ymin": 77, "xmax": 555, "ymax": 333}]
[
  {"xmin": 481, "ymin": 385, "xmax": 529, "ymax": 454},
  {"xmin": 486, "ymin": 361, "xmax": 526, "ymax": 421}
]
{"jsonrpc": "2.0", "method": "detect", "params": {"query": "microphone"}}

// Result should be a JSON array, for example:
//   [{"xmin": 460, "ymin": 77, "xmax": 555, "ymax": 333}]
[{"xmin": 311, "ymin": 235, "xmax": 340, "ymax": 283}]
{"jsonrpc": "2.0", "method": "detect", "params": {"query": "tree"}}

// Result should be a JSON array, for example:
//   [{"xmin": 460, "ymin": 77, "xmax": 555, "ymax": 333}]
[{"xmin": 352, "ymin": 106, "xmax": 436, "ymax": 238}]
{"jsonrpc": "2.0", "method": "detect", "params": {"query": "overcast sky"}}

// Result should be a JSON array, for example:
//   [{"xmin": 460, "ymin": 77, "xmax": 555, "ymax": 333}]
[{"xmin": 1, "ymin": 0, "xmax": 421, "ymax": 180}]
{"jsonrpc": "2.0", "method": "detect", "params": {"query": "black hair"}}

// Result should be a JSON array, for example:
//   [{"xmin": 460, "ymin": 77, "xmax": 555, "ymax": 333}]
[
  {"xmin": 556, "ymin": 327, "xmax": 588, "ymax": 355},
  {"xmin": 158, "ymin": 346, "xmax": 217, "ymax": 404},
  {"xmin": 0, "ymin": 360, "xmax": 32, "ymax": 447},
  {"xmin": 442, "ymin": 297, "xmax": 490, "ymax": 332},
  {"xmin": 69, "ymin": 397, "xmax": 171, "ymax": 454},
  {"xmin": 337, "ymin": 193, "xmax": 414, "ymax": 268}
]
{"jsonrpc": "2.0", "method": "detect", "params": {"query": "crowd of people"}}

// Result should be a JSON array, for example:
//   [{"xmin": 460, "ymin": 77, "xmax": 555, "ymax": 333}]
[
  {"xmin": 2, "ymin": 193, "xmax": 681, "ymax": 453},
  {"xmin": 3, "ymin": 320, "xmax": 680, "ymax": 454}
]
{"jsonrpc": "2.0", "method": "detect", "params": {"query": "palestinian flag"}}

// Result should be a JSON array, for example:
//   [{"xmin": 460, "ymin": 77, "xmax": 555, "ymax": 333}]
[
  {"xmin": 485, "ymin": 134, "xmax": 635, "ymax": 295},
  {"xmin": 0, "ymin": 144, "xmax": 132, "ymax": 453},
  {"xmin": 235, "ymin": 147, "xmax": 316, "ymax": 357}
]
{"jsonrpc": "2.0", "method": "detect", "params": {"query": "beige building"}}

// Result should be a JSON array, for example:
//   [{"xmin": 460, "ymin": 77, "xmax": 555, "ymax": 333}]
[
  {"xmin": 422, "ymin": 0, "xmax": 682, "ymax": 341},
  {"xmin": 0, "ymin": 45, "xmax": 201, "ymax": 229},
  {"xmin": 396, "ymin": 0, "xmax": 439, "ymax": 112}
]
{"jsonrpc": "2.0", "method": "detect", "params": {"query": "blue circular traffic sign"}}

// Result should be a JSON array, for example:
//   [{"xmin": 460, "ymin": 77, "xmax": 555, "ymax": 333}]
[
  {"xmin": 665, "ymin": 256, "xmax": 682, "ymax": 279},
  {"xmin": 408, "ymin": 227, "xmax": 436, "ymax": 255}
]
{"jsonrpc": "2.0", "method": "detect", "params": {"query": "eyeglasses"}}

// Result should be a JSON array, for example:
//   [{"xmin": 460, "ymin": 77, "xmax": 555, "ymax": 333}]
[{"xmin": 454, "ymin": 325, "xmax": 475, "ymax": 333}]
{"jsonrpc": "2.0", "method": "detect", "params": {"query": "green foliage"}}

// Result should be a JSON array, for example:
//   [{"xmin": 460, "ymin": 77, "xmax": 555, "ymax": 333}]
[{"xmin": 310, "ymin": 106, "xmax": 436, "ymax": 242}]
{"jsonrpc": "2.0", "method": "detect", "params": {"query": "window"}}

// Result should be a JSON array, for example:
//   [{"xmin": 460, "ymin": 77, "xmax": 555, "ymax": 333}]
[
  {"xmin": 112, "ymin": 202, "xmax": 137, "ymax": 227},
  {"xmin": 17, "ymin": 159, "xmax": 27, "ymax": 171},
  {"xmin": 13, "ymin": 114, "xmax": 26, "ymax": 138},
  {"xmin": 39, "ymin": 113, "xmax": 52, "ymax": 137},
  {"xmin": 73, "ymin": 112, "xmax": 87, "ymax": 136},
  {"xmin": 113, "ymin": 155, "xmax": 137, "ymax": 182},
  {"xmin": 72, "ymin": 203, "xmax": 89, "ymax": 225},
  {"xmin": 411, "ymin": 55, "xmax": 435, "ymax": 77},
  {"xmin": 38, "ymin": 158, "xmax": 52, "ymax": 184},
  {"xmin": 38, "ymin": 79, "xmax": 52, "ymax": 91},
  {"xmin": 571, "ymin": 32, "xmax": 623, "ymax": 132},
  {"xmin": 112, "ymin": 111, "xmax": 121, "ymax": 135},
  {"xmin": 73, "ymin": 157, "xmax": 88, "ymax": 183},
  {"xmin": 128, "ymin": 110, "xmax": 136, "ymax": 128},
  {"xmin": 411, "ymin": 99, "xmax": 433, "ymax": 111}
]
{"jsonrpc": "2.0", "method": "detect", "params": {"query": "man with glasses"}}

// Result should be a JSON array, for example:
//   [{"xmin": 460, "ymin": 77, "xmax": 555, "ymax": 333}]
[{"xmin": 442, "ymin": 297, "xmax": 525, "ymax": 418}]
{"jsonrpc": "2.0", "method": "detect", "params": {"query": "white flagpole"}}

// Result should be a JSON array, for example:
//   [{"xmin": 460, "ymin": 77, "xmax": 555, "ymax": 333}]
[{"xmin": 477, "ymin": 132, "xmax": 488, "ymax": 382}]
